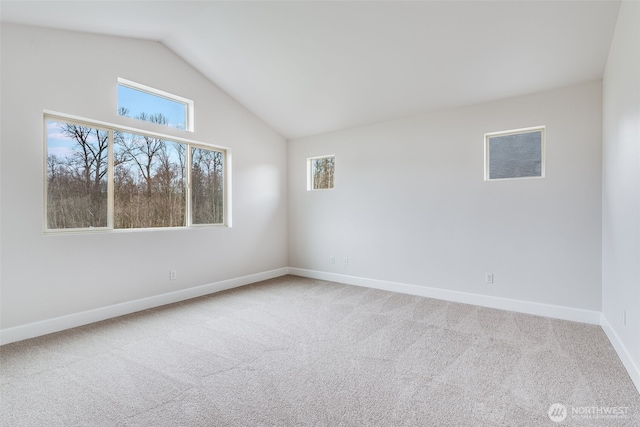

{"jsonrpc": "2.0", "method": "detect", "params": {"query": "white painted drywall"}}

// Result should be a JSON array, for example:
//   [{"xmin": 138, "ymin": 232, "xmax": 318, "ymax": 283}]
[
  {"xmin": 289, "ymin": 81, "xmax": 603, "ymax": 311},
  {"xmin": 602, "ymin": 0, "xmax": 640, "ymax": 375},
  {"xmin": 0, "ymin": 24, "xmax": 288, "ymax": 329}
]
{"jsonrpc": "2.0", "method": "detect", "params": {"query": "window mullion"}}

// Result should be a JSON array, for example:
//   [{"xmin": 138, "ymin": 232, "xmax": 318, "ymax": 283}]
[
  {"xmin": 107, "ymin": 129, "xmax": 115, "ymax": 229},
  {"xmin": 186, "ymin": 144, "xmax": 192, "ymax": 227}
]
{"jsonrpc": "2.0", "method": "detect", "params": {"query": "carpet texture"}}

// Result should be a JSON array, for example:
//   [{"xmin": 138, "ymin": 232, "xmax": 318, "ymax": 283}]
[{"xmin": 1, "ymin": 275, "xmax": 639, "ymax": 426}]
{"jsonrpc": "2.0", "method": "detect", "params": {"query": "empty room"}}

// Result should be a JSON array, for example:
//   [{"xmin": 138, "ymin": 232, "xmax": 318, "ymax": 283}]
[{"xmin": 1, "ymin": 1, "xmax": 639, "ymax": 425}]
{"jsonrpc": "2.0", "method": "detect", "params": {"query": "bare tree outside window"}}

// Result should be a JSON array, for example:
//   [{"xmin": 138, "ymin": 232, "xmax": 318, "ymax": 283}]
[
  {"xmin": 191, "ymin": 147, "xmax": 224, "ymax": 224},
  {"xmin": 114, "ymin": 124, "xmax": 186, "ymax": 228},
  {"xmin": 310, "ymin": 156, "xmax": 335, "ymax": 190},
  {"xmin": 117, "ymin": 80, "xmax": 191, "ymax": 131},
  {"xmin": 45, "ymin": 115, "xmax": 226, "ymax": 232},
  {"xmin": 46, "ymin": 121, "xmax": 109, "ymax": 229}
]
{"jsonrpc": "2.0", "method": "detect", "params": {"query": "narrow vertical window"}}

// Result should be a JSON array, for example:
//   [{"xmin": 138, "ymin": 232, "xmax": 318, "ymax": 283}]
[
  {"xmin": 308, "ymin": 155, "xmax": 335, "ymax": 190},
  {"xmin": 485, "ymin": 126, "xmax": 545, "ymax": 180},
  {"xmin": 46, "ymin": 120, "xmax": 109, "ymax": 229},
  {"xmin": 191, "ymin": 147, "xmax": 225, "ymax": 225}
]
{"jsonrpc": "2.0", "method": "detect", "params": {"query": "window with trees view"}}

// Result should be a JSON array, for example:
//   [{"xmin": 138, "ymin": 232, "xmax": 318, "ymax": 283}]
[
  {"xmin": 117, "ymin": 78, "xmax": 193, "ymax": 131},
  {"xmin": 46, "ymin": 121, "xmax": 109, "ymax": 228},
  {"xmin": 308, "ymin": 155, "xmax": 335, "ymax": 190},
  {"xmin": 45, "ymin": 115, "xmax": 226, "ymax": 231}
]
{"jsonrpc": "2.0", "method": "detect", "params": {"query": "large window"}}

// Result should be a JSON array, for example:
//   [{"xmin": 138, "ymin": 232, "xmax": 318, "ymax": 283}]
[{"xmin": 45, "ymin": 114, "xmax": 226, "ymax": 232}]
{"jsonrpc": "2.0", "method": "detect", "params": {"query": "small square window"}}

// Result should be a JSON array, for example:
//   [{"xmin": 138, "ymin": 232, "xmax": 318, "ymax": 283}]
[
  {"xmin": 308, "ymin": 155, "xmax": 335, "ymax": 190},
  {"xmin": 485, "ymin": 126, "xmax": 545, "ymax": 180},
  {"xmin": 117, "ymin": 78, "xmax": 194, "ymax": 131}
]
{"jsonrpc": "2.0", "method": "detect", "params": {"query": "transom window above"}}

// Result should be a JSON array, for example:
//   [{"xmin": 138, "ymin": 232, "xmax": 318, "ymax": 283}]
[
  {"xmin": 307, "ymin": 155, "xmax": 335, "ymax": 191},
  {"xmin": 117, "ymin": 78, "xmax": 194, "ymax": 131},
  {"xmin": 484, "ymin": 126, "xmax": 545, "ymax": 181}
]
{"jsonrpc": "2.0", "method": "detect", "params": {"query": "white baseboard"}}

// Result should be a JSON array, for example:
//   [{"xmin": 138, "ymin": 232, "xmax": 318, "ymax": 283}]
[
  {"xmin": 3, "ymin": 266, "xmax": 638, "ymax": 394},
  {"xmin": 288, "ymin": 268, "xmax": 602, "ymax": 325},
  {"xmin": 600, "ymin": 314, "xmax": 640, "ymax": 394},
  {"xmin": 0, "ymin": 267, "xmax": 289, "ymax": 346},
  {"xmin": 288, "ymin": 268, "xmax": 640, "ymax": 390}
]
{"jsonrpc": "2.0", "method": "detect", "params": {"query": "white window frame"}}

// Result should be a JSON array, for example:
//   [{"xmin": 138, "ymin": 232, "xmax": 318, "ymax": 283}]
[
  {"xmin": 484, "ymin": 125, "xmax": 545, "ymax": 181},
  {"xmin": 43, "ymin": 110, "xmax": 230, "ymax": 233},
  {"xmin": 307, "ymin": 155, "xmax": 335, "ymax": 191},
  {"xmin": 117, "ymin": 77, "xmax": 195, "ymax": 132}
]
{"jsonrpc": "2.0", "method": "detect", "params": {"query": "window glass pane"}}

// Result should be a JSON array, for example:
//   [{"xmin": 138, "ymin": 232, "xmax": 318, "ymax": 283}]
[
  {"xmin": 191, "ymin": 147, "xmax": 224, "ymax": 225},
  {"xmin": 487, "ymin": 130, "xmax": 543, "ymax": 180},
  {"xmin": 114, "ymin": 131, "xmax": 186, "ymax": 228},
  {"xmin": 46, "ymin": 120, "xmax": 109, "ymax": 229},
  {"xmin": 44, "ymin": 113, "xmax": 226, "ymax": 233},
  {"xmin": 118, "ymin": 84, "xmax": 188, "ymax": 130},
  {"xmin": 311, "ymin": 156, "xmax": 335, "ymax": 190}
]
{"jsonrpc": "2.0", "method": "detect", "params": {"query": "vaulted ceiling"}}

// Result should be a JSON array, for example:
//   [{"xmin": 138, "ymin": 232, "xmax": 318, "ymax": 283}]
[{"xmin": 0, "ymin": 1, "xmax": 621, "ymax": 139}]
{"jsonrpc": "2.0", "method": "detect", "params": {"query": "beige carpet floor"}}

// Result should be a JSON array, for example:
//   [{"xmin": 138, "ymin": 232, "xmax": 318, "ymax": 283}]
[{"xmin": 1, "ymin": 275, "xmax": 639, "ymax": 426}]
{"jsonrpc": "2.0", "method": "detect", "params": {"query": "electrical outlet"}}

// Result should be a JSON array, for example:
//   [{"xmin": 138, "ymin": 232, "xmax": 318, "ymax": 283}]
[
  {"xmin": 623, "ymin": 309, "xmax": 627, "ymax": 326},
  {"xmin": 170, "ymin": 270, "xmax": 177, "ymax": 280},
  {"xmin": 485, "ymin": 273, "xmax": 494, "ymax": 284},
  {"xmin": 330, "ymin": 256, "xmax": 335, "ymax": 265},
  {"xmin": 344, "ymin": 258, "xmax": 349, "ymax": 266}
]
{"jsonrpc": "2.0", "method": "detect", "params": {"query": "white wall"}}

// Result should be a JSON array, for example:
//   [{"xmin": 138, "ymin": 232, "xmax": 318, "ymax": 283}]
[
  {"xmin": 0, "ymin": 13, "xmax": 637, "ymax": 392},
  {"xmin": 602, "ymin": 0, "xmax": 640, "ymax": 386},
  {"xmin": 289, "ymin": 81, "xmax": 603, "ymax": 312},
  {"xmin": 0, "ymin": 24, "xmax": 288, "ymax": 331}
]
